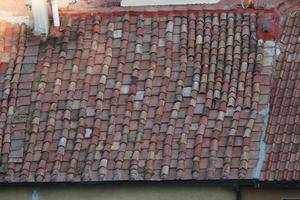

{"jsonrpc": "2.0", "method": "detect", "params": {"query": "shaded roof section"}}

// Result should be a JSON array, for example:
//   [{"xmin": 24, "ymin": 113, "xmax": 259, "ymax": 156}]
[
  {"xmin": 0, "ymin": 11, "xmax": 271, "ymax": 182},
  {"xmin": 261, "ymin": 12, "xmax": 300, "ymax": 181}
]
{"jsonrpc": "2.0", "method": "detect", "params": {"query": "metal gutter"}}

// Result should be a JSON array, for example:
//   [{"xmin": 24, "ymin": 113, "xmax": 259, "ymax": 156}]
[
  {"xmin": 0, "ymin": 179, "xmax": 299, "ymax": 188},
  {"xmin": 0, "ymin": 179, "xmax": 255, "ymax": 187}
]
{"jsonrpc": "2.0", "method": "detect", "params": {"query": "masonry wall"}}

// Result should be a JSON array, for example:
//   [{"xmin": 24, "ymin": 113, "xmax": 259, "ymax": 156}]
[{"xmin": 0, "ymin": 185, "xmax": 235, "ymax": 200}]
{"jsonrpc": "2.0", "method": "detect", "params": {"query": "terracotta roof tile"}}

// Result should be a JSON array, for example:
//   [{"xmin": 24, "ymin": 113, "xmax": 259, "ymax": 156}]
[
  {"xmin": 0, "ymin": 9, "xmax": 296, "ymax": 182},
  {"xmin": 261, "ymin": 12, "xmax": 300, "ymax": 181}
]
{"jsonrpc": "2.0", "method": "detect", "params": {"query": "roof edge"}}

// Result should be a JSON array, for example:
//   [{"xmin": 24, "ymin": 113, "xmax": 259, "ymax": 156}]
[{"xmin": 0, "ymin": 180, "xmax": 300, "ymax": 188}]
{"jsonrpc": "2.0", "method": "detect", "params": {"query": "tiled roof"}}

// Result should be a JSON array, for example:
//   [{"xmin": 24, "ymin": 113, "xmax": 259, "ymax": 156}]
[
  {"xmin": 261, "ymin": 12, "xmax": 300, "ymax": 181},
  {"xmin": 0, "ymin": 12, "xmax": 266, "ymax": 182},
  {"xmin": 0, "ymin": 9, "xmax": 297, "ymax": 183}
]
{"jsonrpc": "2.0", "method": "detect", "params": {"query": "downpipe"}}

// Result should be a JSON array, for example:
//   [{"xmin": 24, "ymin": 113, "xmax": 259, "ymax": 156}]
[{"xmin": 234, "ymin": 184, "xmax": 242, "ymax": 200}]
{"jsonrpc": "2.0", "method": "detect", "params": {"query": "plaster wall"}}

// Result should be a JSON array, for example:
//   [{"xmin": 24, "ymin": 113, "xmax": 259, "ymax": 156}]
[
  {"xmin": 0, "ymin": 185, "xmax": 234, "ymax": 200},
  {"xmin": 242, "ymin": 187, "xmax": 300, "ymax": 200}
]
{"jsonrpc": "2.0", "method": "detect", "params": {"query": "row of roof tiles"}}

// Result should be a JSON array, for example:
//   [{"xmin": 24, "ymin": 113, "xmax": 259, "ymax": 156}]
[{"xmin": 0, "ymin": 9, "xmax": 297, "ymax": 182}]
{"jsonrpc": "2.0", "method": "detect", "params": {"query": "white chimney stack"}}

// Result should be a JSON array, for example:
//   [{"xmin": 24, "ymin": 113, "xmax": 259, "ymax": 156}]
[{"xmin": 32, "ymin": 0, "xmax": 49, "ymax": 35}]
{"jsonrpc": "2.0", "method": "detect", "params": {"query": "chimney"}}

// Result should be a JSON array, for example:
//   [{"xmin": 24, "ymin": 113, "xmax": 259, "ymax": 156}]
[
  {"xmin": 52, "ymin": 0, "xmax": 60, "ymax": 27},
  {"xmin": 32, "ymin": 0, "xmax": 49, "ymax": 36}
]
